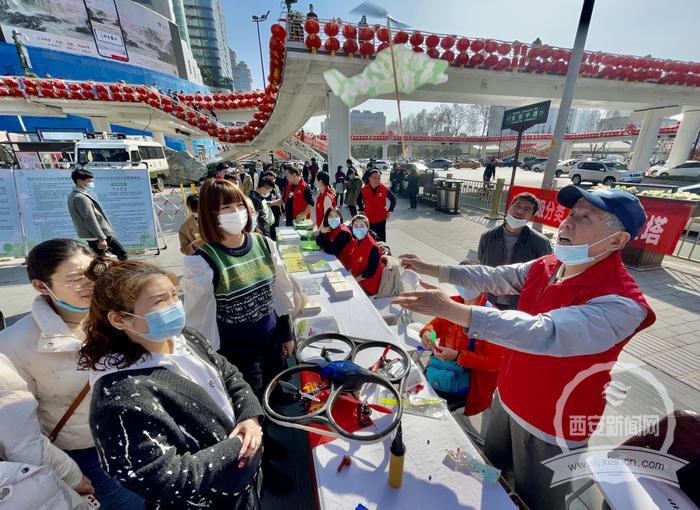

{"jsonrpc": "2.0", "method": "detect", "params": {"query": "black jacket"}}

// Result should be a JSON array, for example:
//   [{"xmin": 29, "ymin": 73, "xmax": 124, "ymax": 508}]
[
  {"xmin": 477, "ymin": 224, "xmax": 552, "ymax": 307},
  {"xmin": 89, "ymin": 328, "xmax": 264, "ymax": 510}
]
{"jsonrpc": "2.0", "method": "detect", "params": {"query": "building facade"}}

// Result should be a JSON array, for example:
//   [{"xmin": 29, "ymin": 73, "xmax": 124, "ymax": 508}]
[
  {"xmin": 183, "ymin": 0, "xmax": 233, "ymax": 88},
  {"xmin": 229, "ymin": 50, "xmax": 253, "ymax": 92},
  {"xmin": 321, "ymin": 110, "xmax": 387, "ymax": 135}
]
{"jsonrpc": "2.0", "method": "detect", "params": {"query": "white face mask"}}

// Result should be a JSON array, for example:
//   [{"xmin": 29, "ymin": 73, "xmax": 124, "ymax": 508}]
[
  {"xmin": 553, "ymin": 231, "xmax": 619, "ymax": 266},
  {"xmin": 219, "ymin": 209, "xmax": 248, "ymax": 235},
  {"xmin": 505, "ymin": 214, "xmax": 529, "ymax": 229}
]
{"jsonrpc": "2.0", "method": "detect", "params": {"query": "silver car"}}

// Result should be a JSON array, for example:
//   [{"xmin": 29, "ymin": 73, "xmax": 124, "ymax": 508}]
[{"xmin": 569, "ymin": 161, "xmax": 643, "ymax": 185}]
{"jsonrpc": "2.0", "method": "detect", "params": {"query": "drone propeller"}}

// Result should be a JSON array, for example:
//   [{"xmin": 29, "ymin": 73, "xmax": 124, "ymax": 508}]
[
  {"xmin": 278, "ymin": 380, "xmax": 321, "ymax": 402},
  {"xmin": 349, "ymin": 1, "xmax": 411, "ymax": 29},
  {"xmin": 338, "ymin": 394, "xmax": 394, "ymax": 414},
  {"xmin": 306, "ymin": 345, "xmax": 346, "ymax": 354}
]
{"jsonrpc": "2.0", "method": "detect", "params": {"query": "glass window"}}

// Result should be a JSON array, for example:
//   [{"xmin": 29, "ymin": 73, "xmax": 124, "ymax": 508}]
[{"xmin": 77, "ymin": 148, "xmax": 129, "ymax": 164}]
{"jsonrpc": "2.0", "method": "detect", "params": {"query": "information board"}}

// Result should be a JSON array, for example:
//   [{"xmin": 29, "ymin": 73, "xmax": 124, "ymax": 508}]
[{"xmin": 0, "ymin": 171, "xmax": 24, "ymax": 257}]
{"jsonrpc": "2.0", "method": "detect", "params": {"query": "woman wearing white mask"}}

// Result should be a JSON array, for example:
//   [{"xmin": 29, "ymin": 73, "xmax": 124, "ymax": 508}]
[
  {"xmin": 78, "ymin": 260, "xmax": 264, "ymax": 509},
  {"xmin": 182, "ymin": 179, "xmax": 295, "ymax": 396}
]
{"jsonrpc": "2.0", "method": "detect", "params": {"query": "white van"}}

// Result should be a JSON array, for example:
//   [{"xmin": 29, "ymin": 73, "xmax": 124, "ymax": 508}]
[{"xmin": 74, "ymin": 134, "xmax": 169, "ymax": 190}]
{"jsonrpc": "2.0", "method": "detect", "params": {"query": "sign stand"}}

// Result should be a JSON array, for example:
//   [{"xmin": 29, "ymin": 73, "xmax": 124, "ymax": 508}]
[
  {"xmin": 154, "ymin": 209, "xmax": 168, "ymax": 255},
  {"xmin": 501, "ymin": 101, "xmax": 551, "ymax": 188}
]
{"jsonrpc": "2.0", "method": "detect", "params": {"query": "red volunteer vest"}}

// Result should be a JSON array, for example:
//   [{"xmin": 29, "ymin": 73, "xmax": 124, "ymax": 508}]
[
  {"xmin": 284, "ymin": 180, "xmax": 311, "ymax": 220},
  {"xmin": 328, "ymin": 224, "xmax": 357, "ymax": 270},
  {"xmin": 315, "ymin": 188, "xmax": 337, "ymax": 228},
  {"xmin": 361, "ymin": 183, "xmax": 389, "ymax": 224},
  {"xmin": 349, "ymin": 234, "xmax": 383, "ymax": 296},
  {"xmin": 498, "ymin": 251, "xmax": 655, "ymax": 441}
]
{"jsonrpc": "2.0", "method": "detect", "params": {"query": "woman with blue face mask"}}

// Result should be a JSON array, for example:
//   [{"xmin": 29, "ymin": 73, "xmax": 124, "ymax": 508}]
[
  {"xmin": 78, "ymin": 260, "xmax": 264, "ymax": 509},
  {"xmin": 348, "ymin": 214, "xmax": 384, "ymax": 296},
  {"xmin": 315, "ymin": 207, "xmax": 356, "ymax": 270},
  {"xmin": 0, "ymin": 239, "xmax": 145, "ymax": 509}
]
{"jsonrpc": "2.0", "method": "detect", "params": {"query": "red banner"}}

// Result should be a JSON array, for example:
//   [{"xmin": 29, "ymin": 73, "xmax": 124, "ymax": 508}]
[{"xmin": 506, "ymin": 186, "xmax": 695, "ymax": 255}]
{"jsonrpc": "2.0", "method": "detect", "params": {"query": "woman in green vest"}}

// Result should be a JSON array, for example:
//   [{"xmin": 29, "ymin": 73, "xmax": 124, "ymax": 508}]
[{"xmin": 181, "ymin": 178, "xmax": 295, "ymax": 397}]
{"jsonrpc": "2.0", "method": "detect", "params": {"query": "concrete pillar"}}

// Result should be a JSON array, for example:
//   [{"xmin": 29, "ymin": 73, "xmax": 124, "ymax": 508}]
[
  {"xmin": 666, "ymin": 106, "xmax": 700, "ymax": 169},
  {"xmin": 381, "ymin": 144, "xmax": 389, "ymax": 161},
  {"xmin": 326, "ymin": 93, "xmax": 350, "ymax": 172},
  {"xmin": 406, "ymin": 144, "xmax": 413, "ymax": 160},
  {"xmin": 90, "ymin": 117, "xmax": 111, "ymax": 133},
  {"xmin": 184, "ymin": 138, "xmax": 195, "ymax": 155},
  {"xmin": 629, "ymin": 110, "xmax": 665, "ymax": 171},
  {"xmin": 480, "ymin": 144, "xmax": 487, "ymax": 160},
  {"xmin": 562, "ymin": 141, "xmax": 573, "ymax": 160},
  {"xmin": 151, "ymin": 130, "xmax": 166, "ymax": 146}
]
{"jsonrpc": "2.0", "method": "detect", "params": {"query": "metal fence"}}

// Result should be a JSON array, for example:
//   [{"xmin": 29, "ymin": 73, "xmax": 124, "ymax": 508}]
[
  {"xmin": 673, "ymin": 217, "xmax": 700, "ymax": 262},
  {"xmin": 421, "ymin": 177, "xmax": 511, "ymax": 215}
]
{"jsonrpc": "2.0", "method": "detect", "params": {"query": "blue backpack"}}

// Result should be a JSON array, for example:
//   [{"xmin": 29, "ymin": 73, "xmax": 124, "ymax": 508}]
[{"xmin": 425, "ymin": 338, "xmax": 474, "ymax": 396}]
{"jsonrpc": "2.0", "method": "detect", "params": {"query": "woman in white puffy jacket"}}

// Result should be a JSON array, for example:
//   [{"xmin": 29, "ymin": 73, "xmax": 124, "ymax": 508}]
[
  {"xmin": 0, "ymin": 353, "xmax": 88, "ymax": 509},
  {"xmin": 0, "ymin": 239, "xmax": 143, "ymax": 509}
]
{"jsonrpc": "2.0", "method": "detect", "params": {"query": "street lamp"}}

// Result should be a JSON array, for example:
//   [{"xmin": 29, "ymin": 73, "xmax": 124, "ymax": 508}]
[{"xmin": 252, "ymin": 10, "xmax": 270, "ymax": 90}]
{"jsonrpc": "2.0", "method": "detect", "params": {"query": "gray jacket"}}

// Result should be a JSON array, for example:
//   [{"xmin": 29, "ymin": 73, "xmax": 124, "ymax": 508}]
[
  {"xmin": 477, "ymin": 224, "xmax": 552, "ymax": 307},
  {"xmin": 67, "ymin": 186, "xmax": 114, "ymax": 240}
]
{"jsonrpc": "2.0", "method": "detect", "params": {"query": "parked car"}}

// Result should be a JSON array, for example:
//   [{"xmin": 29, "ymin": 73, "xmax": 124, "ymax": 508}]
[
  {"xmin": 555, "ymin": 159, "xmax": 578, "ymax": 177},
  {"xmin": 531, "ymin": 159, "xmax": 549, "ymax": 173},
  {"xmin": 399, "ymin": 162, "xmax": 430, "ymax": 174},
  {"xmin": 646, "ymin": 161, "xmax": 700, "ymax": 178},
  {"xmin": 569, "ymin": 160, "xmax": 643, "ymax": 185},
  {"xmin": 428, "ymin": 158, "xmax": 453, "ymax": 169},
  {"xmin": 499, "ymin": 157, "xmax": 522, "ymax": 167},
  {"xmin": 524, "ymin": 157, "xmax": 547, "ymax": 171},
  {"xmin": 454, "ymin": 159, "xmax": 480, "ymax": 169}
]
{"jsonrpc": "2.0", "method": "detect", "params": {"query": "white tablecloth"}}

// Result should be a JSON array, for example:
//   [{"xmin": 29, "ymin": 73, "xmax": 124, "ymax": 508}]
[{"xmin": 280, "ymin": 229, "xmax": 516, "ymax": 509}]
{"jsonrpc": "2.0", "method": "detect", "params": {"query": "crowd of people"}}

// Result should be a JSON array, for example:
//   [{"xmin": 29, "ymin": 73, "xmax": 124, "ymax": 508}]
[{"xmin": 4, "ymin": 151, "xmax": 697, "ymax": 510}]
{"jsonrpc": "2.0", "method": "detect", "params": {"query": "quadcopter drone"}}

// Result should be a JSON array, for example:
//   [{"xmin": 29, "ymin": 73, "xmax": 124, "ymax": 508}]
[{"xmin": 262, "ymin": 334, "xmax": 411, "ymax": 443}]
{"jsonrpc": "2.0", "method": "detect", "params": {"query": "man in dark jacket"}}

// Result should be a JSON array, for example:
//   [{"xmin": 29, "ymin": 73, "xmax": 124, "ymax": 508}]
[
  {"xmin": 477, "ymin": 192, "xmax": 551, "ymax": 309},
  {"xmin": 309, "ymin": 157, "xmax": 319, "ymax": 189},
  {"xmin": 67, "ymin": 168, "xmax": 128, "ymax": 260},
  {"xmin": 483, "ymin": 156, "xmax": 497, "ymax": 182}
]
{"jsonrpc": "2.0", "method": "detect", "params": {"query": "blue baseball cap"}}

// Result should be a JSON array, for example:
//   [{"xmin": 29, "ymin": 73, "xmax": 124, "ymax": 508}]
[{"xmin": 556, "ymin": 185, "xmax": 647, "ymax": 238}]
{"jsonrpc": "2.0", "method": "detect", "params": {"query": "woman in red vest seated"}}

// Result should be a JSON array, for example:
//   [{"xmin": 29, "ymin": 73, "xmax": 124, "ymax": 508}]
[
  {"xmin": 314, "ymin": 171, "xmax": 336, "ymax": 228},
  {"xmin": 419, "ymin": 285, "xmax": 506, "ymax": 416},
  {"xmin": 283, "ymin": 165, "xmax": 313, "ymax": 226},
  {"xmin": 348, "ymin": 215, "xmax": 383, "ymax": 296},
  {"xmin": 316, "ymin": 208, "xmax": 356, "ymax": 270},
  {"xmin": 357, "ymin": 169, "xmax": 396, "ymax": 242}
]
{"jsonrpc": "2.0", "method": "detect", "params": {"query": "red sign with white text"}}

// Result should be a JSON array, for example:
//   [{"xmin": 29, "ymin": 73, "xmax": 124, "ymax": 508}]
[{"xmin": 506, "ymin": 186, "xmax": 695, "ymax": 255}]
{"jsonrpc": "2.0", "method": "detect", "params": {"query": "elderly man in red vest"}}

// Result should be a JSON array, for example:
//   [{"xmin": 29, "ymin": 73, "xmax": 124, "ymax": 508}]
[
  {"xmin": 357, "ymin": 169, "xmax": 396, "ymax": 242},
  {"xmin": 394, "ymin": 185, "xmax": 655, "ymax": 510}
]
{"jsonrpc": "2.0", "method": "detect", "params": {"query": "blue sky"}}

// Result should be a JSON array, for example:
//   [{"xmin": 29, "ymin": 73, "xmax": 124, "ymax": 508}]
[{"xmin": 223, "ymin": 0, "xmax": 700, "ymax": 132}]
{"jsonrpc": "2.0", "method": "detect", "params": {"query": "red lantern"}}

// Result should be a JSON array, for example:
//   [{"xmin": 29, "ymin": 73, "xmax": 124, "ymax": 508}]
[
  {"xmin": 306, "ymin": 34, "xmax": 322, "ymax": 53},
  {"xmin": 426, "ymin": 47, "xmax": 440, "ymax": 59},
  {"xmin": 469, "ymin": 53, "xmax": 485, "ymax": 67},
  {"xmin": 456, "ymin": 38, "xmax": 470, "ymax": 52},
  {"xmin": 455, "ymin": 52, "xmax": 469, "ymax": 67},
  {"xmin": 440, "ymin": 50, "xmax": 455, "ymax": 63},
  {"xmin": 359, "ymin": 41, "xmax": 375, "ymax": 58},
  {"xmin": 394, "ymin": 31, "xmax": 408, "ymax": 44},
  {"xmin": 325, "ymin": 37, "xmax": 340, "ymax": 55},
  {"xmin": 54, "ymin": 81, "xmax": 66, "ymax": 90},
  {"xmin": 343, "ymin": 39, "xmax": 359, "ymax": 56},
  {"xmin": 203, "ymin": 95, "xmax": 212, "ymax": 102},
  {"xmin": 425, "ymin": 34, "xmax": 439, "ymax": 48},
  {"xmin": 359, "ymin": 26, "xmax": 375, "ymax": 42},
  {"xmin": 471, "ymin": 39, "xmax": 485, "ymax": 52},
  {"xmin": 495, "ymin": 57, "xmax": 511, "ymax": 70},
  {"xmin": 269, "ymin": 37, "xmax": 284, "ymax": 54},
  {"xmin": 440, "ymin": 35, "xmax": 455, "ymax": 50},
  {"xmin": 68, "ymin": 83, "xmax": 80, "ymax": 91},
  {"xmin": 498, "ymin": 43, "xmax": 511, "ymax": 55},
  {"xmin": 83, "ymin": 91, "xmax": 95, "ymax": 100},
  {"xmin": 109, "ymin": 84, "xmax": 120, "ymax": 93},
  {"xmin": 527, "ymin": 46, "xmax": 540, "ymax": 59},
  {"xmin": 271, "ymin": 24, "xmax": 286, "ymax": 40},
  {"xmin": 377, "ymin": 42, "xmax": 390, "ymax": 53},
  {"xmin": 124, "ymin": 92, "xmax": 135, "ymax": 102},
  {"xmin": 342, "ymin": 24, "xmax": 357, "ymax": 40},
  {"xmin": 376, "ymin": 27, "xmax": 390, "ymax": 42},
  {"xmin": 484, "ymin": 40, "xmax": 498, "ymax": 53},
  {"xmin": 540, "ymin": 46, "xmax": 553, "ymax": 59},
  {"xmin": 324, "ymin": 20, "xmax": 340, "ymax": 37},
  {"xmin": 304, "ymin": 18, "xmax": 320, "ymax": 34},
  {"xmin": 409, "ymin": 32, "xmax": 424, "ymax": 46},
  {"xmin": 97, "ymin": 92, "xmax": 109, "ymax": 101},
  {"xmin": 484, "ymin": 54, "xmax": 498, "ymax": 67}
]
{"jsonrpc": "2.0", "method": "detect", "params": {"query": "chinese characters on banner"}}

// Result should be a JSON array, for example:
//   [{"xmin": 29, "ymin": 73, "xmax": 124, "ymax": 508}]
[{"xmin": 506, "ymin": 186, "xmax": 695, "ymax": 255}]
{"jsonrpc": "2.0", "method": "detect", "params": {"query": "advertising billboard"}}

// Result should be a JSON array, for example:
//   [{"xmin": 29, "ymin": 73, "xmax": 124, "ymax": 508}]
[{"xmin": 0, "ymin": 0, "xmax": 181, "ymax": 77}]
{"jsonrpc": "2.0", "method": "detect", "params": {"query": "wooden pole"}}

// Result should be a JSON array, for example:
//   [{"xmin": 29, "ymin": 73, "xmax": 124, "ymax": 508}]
[{"xmin": 386, "ymin": 18, "xmax": 406, "ymax": 160}]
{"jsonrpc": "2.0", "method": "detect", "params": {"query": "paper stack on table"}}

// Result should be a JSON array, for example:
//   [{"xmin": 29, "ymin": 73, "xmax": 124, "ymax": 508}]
[
  {"xmin": 304, "ymin": 254, "xmax": 332, "ymax": 274},
  {"xmin": 281, "ymin": 249, "xmax": 307, "ymax": 273},
  {"xmin": 325, "ymin": 271, "xmax": 353, "ymax": 299},
  {"xmin": 300, "ymin": 299, "xmax": 322, "ymax": 315},
  {"xmin": 277, "ymin": 230, "xmax": 301, "ymax": 244}
]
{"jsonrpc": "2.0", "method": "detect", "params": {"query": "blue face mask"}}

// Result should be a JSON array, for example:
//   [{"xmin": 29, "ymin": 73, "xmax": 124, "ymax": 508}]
[
  {"xmin": 353, "ymin": 226, "xmax": 368, "ymax": 240},
  {"xmin": 553, "ymin": 232, "xmax": 618, "ymax": 266},
  {"xmin": 86, "ymin": 181, "xmax": 95, "ymax": 190},
  {"xmin": 44, "ymin": 285, "xmax": 89, "ymax": 313},
  {"xmin": 328, "ymin": 217, "xmax": 341, "ymax": 229},
  {"xmin": 125, "ymin": 301, "xmax": 186, "ymax": 342}
]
